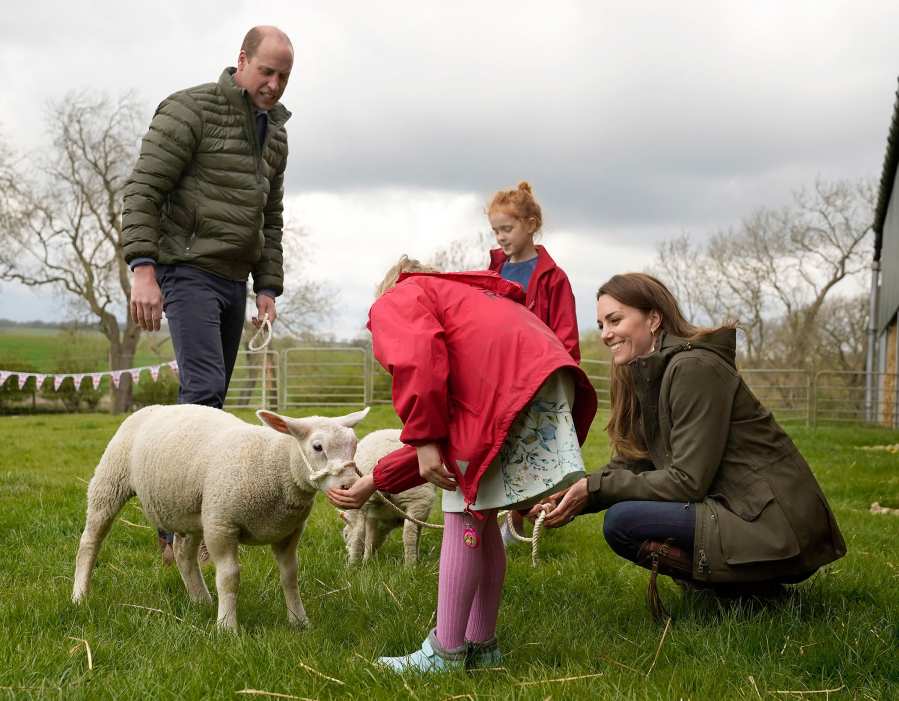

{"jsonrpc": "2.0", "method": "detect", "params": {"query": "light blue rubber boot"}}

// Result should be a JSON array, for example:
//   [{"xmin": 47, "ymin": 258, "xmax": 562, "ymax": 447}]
[
  {"xmin": 377, "ymin": 629, "xmax": 466, "ymax": 673},
  {"xmin": 466, "ymin": 637, "xmax": 503, "ymax": 669}
]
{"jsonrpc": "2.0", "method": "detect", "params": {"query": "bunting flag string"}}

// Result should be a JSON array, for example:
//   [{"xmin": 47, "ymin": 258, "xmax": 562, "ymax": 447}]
[{"xmin": 0, "ymin": 360, "xmax": 178, "ymax": 392}]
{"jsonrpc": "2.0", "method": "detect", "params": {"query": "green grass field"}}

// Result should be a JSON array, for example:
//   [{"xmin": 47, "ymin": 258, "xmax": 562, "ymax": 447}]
[
  {"xmin": 1, "ymin": 408, "xmax": 897, "ymax": 700},
  {"xmin": 0, "ymin": 328, "xmax": 172, "ymax": 371}
]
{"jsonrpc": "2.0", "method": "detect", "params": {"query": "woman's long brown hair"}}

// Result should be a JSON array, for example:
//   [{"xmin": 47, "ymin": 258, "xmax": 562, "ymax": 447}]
[{"xmin": 597, "ymin": 273, "xmax": 733, "ymax": 460}]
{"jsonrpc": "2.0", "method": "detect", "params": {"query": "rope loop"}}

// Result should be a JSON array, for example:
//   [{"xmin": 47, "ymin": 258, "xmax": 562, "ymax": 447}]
[
  {"xmin": 500, "ymin": 507, "xmax": 548, "ymax": 567},
  {"xmin": 248, "ymin": 313, "xmax": 273, "ymax": 351}
]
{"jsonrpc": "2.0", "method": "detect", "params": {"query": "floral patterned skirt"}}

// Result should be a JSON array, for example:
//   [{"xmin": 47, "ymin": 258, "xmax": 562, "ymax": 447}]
[{"xmin": 442, "ymin": 368, "xmax": 586, "ymax": 513}]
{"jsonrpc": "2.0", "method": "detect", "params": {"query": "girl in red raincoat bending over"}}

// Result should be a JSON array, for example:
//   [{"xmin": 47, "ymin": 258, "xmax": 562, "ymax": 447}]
[{"xmin": 328, "ymin": 257, "xmax": 596, "ymax": 673}]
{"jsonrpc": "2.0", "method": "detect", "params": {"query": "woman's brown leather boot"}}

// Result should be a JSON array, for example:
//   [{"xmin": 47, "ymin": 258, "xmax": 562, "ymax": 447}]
[{"xmin": 636, "ymin": 539, "xmax": 693, "ymax": 622}]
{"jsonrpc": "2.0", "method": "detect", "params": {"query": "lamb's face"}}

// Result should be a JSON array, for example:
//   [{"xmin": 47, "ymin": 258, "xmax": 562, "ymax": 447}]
[
  {"xmin": 303, "ymin": 425, "xmax": 360, "ymax": 492},
  {"xmin": 256, "ymin": 407, "xmax": 370, "ymax": 492}
]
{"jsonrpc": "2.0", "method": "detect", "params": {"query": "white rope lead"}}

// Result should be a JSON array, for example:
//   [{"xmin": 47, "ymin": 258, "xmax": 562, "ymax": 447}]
[
  {"xmin": 248, "ymin": 313, "xmax": 272, "ymax": 351},
  {"xmin": 374, "ymin": 492, "xmax": 445, "ymax": 530},
  {"xmin": 353, "ymin": 494, "xmax": 550, "ymax": 564},
  {"xmin": 500, "ymin": 508, "xmax": 548, "ymax": 568},
  {"xmin": 249, "ymin": 313, "xmax": 272, "ymax": 409}
]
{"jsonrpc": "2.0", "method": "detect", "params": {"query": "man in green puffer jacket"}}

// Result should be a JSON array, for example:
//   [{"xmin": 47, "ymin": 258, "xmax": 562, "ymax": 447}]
[{"xmin": 122, "ymin": 25, "xmax": 293, "ymax": 563}]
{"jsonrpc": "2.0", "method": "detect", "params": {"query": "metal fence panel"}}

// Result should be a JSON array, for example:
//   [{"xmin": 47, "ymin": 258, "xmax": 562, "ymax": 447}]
[
  {"xmin": 814, "ymin": 371, "xmax": 899, "ymax": 427},
  {"xmin": 220, "ymin": 344, "xmax": 899, "ymax": 430},
  {"xmin": 282, "ymin": 347, "xmax": 367, "ymax": 407},
  {"xmin": 225, "ymin": 350, "xmax": 279, "ymax": 410},
  {"xmin": 367, "ymin": 353, "xmax": 393, "ymax": 405},
  {"xmin": 581, "ymin": 359, "xmax": 611, "ymax": 411},
  {"xmin": 741, "ymin": 369, "xmax": 811, "ymax": 425}
]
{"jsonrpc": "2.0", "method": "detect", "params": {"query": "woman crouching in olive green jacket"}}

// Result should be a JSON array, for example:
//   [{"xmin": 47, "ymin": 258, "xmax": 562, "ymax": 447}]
[{"xmin": 540, "ymin": 273, "xmax": 846, "ymax": 616}]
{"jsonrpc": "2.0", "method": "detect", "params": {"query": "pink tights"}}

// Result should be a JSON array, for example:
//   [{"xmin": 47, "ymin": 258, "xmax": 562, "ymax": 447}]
[{"xmin": 436, "ymin": 509, "xmax": 507, "ymax": 650}]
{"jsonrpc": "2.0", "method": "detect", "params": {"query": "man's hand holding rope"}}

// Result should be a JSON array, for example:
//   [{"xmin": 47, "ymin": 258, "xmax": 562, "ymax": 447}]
[{"xmin": 254, "ymin": 294, "xmax": 277, "ymax": 328}]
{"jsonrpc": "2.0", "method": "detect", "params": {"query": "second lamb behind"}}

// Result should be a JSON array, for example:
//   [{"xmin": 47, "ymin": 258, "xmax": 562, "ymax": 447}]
[{"xmin": 341, "ymin": 429, "xmax": 437, "ymax": 566}]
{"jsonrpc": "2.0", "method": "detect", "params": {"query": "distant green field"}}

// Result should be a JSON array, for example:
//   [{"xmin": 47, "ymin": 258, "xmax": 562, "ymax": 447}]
[
  {"xmin": 0, "ymin": 327, "xmax": 173, "ymax": 372},
  {"xmin": 0, "ymin": 326, "xmax": 609, "ymax": 373}
]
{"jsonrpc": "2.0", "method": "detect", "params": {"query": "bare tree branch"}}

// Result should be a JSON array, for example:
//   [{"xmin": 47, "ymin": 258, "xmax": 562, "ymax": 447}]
[
  {"xmin": 651, "ymin": 177, "xmax": 874, "ymax": 370},
  {"xmin": 0, "ymin": 92, "xmax": 144, "ymax": 411}
]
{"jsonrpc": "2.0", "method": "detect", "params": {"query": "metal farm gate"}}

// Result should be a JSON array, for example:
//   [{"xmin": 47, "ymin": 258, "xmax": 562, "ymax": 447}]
[
  {"xmin": 281, "ymin": 347, "xmax": 368, "ymax": 407},
  {"xmin": 222, "ymin": 348, "xmax": 899, "ymax": 429}
]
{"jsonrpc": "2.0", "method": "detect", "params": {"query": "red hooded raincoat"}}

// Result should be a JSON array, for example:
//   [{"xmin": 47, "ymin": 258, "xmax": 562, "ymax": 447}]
[{"xmin": 369, "ymin": 271, "xmax": 596, "ymax": 506}]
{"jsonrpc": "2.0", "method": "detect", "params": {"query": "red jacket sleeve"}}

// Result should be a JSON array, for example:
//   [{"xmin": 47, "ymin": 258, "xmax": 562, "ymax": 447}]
[
  {"xmin": 548, "ymin": 270, "xmax": 581, "ymax": 362},
  {"xmin": 372, "ymin": 445, "xmax": 428, "ymax": 493},
  {"xmin": 369, "ymin": 281, "xmax": 450, "ymax": 445}
]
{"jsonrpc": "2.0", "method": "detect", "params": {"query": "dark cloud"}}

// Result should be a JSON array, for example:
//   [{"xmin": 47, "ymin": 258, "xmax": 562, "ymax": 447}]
[{"xmin": 3, "ymin": 2, "xmax": 899, "ymax": 331}]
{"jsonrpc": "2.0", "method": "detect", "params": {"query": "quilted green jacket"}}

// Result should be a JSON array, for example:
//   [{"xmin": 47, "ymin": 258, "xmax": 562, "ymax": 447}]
[
  {"xmin": 583, "ymin": 329, "xmax": 846, "ymax": 583},
  {"xmin": 122, "ymin": 68, "xmax": 289, "ymax": 294}
]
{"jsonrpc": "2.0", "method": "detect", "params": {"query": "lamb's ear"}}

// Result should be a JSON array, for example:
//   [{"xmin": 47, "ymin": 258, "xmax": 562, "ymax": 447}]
[
  {"xmin": 335, "ymin": 406, "xmax": 370, "ymax": 428},
  {"xmin": 256, "ymin": 410, "xmax": 291, "ymax": 435},
  {"xmin": 257, "ymin": 410, "xmax": 313, "ymax": 439}
]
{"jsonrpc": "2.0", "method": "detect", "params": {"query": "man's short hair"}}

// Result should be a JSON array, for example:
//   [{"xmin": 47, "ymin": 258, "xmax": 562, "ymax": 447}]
[
  {"xmin": 241, "ymin": 26, "xmax": 293, "ymax": 59},
  {"xmin": 241, "ymin": 28, "xmax": 264, "ymax": 58}
]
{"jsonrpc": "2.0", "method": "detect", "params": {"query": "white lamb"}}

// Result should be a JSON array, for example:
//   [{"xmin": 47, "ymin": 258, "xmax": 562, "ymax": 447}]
[
  {"xmin": 72, "ymin": 403, "xmax": 368, "ymax": 630},
  {"xmin": 341, "ymin": 429, "xmax": 437, "ymax": 566}
]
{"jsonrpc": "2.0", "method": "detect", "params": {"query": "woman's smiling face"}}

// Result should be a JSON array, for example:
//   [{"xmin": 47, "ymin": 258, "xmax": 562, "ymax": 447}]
[{"xmin": 596, "ymin": 294, "xmax": 661, "ymax": 365}]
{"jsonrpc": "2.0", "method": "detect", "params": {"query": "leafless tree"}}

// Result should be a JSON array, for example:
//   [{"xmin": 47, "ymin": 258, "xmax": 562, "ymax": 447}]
[
  {"xmin": 0, "ymin": 92, "xmax": 142, "ymax": 412},
  {"xmin": 273, "ymin": 223, "xmax": 336, "ymax": 336},
  {"xmin": 428, "ymin": 230, "xmax": 494, "ymax": 271},
  {"xmin": 651, "ymin": 179, "xmax": 875, "ymax": 370},
  {"xmin": 0, "ymin": 93, "xmax": 334, "ymax": 413}
]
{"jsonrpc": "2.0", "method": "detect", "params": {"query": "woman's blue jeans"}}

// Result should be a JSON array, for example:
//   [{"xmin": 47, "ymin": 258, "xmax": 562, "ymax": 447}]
[{"xmin": 602, "ymin": 500, "xmax": 696, "ymax": 564}]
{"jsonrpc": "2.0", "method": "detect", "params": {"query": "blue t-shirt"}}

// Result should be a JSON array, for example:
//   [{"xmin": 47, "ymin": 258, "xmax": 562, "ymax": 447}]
[{"xmin": 500, "ymin": 256, "xmax": 539, "ymax": 293}]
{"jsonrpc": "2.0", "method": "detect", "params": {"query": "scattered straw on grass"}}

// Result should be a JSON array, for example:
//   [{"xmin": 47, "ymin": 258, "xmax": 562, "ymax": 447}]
[
  {"xmin": 66, "ymin": 637, "xmax": 93, "ymax": 670},
  {"xmin": 119, "ymin": 517, "xmax": 153, "ymax": 530},
  {"xmin": 748, "ymin": 675, "xmax": 763, "ymax": 699},
  {"xmin": 599, "ymin": 655, "xmax": 641, "ymax": 675},
  {"xmin": 236, "ymin": 690, "xmax": 317, "ymax": 700},
  {"xmin": 401, "ymin": 677, "xmax": 419, "ymax": 700},
  {"xmin": 856, "ymin": 444, "xmax": 899, "ymax": 453},
  {"xmin": 312, "ymin": 584, "xmax": 350, "ymax": 599},
  {"xmin": 118, "ymin": 603, "xmax": 187, "ymax": 624},
  {"xmin": 646, "ymin": 616, "xmax": 672, "ymax": 677},
  {"xmin": 514, "ymin": 673, "xmax": 604, "ymax": 687},
  {"xmin": 870, "ymin": 502, "xmax": 899, "ymax": 516},
  {"xmin": 296, "ymin": 661, "xmax": 345, "ymax": 686},
  {"xmin": 382, "ymin": 581, "xmax": 401, "ymax": 607},
  {"xmin": 351, "ymin": 652, "xmax": 374, "ymax": 667},
  {"xmin": 773, "ymin": 686, "xmax": 845, "ymax": 696}
]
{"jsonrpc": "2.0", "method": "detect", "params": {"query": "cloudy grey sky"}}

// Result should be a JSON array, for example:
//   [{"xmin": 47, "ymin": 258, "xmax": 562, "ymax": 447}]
[{"xmin": 2, "ymin": 1, "xmax": 898, "ymax": 338}]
